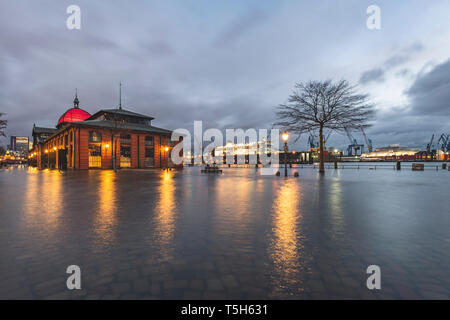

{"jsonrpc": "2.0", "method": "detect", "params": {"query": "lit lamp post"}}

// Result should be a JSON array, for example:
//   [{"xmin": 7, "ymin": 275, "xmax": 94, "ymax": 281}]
[
  {"xmin": 282, "ymin": 132, "xmax": 289, "ymax": 177},
  {"xmin": 165, "ymin": 146, "xmax": 169, "ymax": 170}
]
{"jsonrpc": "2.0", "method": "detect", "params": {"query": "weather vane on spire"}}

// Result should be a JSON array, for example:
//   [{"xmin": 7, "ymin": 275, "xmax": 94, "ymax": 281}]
[{"xmin": 74, "ymin": 88, "xmax": 79, "ymax": 108}]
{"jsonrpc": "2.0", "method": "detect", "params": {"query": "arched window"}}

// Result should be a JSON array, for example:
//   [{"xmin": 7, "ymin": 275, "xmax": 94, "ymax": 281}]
[{"xmin": 89, "ymin": 131, "xmax": 102, "ymax": 143}]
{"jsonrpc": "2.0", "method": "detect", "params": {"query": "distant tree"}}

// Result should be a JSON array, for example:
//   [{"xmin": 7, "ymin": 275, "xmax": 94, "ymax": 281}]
[
  {"xmin": 0, "ymin": 113, "xmax": 6, "ymax": 138},
  {"xmin": 275, "ymin": 80, "xmax": 375, "ymax": 173}
]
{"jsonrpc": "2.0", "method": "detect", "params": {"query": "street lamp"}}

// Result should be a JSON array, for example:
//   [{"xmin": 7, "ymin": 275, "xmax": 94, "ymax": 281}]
[
  {"xmin": 165, "ymin": 146, "xmax": 169, "ymax": 170},
  {"xmin": 282, "ymin": 132, "xmax": 289, "ymax": 177}
]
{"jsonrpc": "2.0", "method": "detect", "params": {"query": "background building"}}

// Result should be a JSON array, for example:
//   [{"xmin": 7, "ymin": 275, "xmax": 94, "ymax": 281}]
[{"xmin": 10, "ymin": 136, "xmax": 29, "ymax": 155}]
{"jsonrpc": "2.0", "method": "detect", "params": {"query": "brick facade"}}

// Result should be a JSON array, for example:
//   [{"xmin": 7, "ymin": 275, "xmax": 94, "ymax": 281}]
[{"xmin": 34, "ymin": 126, "xmax": 175, "ymax": 170}]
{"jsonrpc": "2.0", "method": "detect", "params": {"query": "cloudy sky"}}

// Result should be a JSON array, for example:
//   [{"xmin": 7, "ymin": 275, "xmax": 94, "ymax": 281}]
[{"xmin": 1, "ymin": 0, "xmax": 450, "ymax": 150}]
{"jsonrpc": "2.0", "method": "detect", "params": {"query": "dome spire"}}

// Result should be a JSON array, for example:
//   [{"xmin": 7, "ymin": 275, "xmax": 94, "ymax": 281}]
[
  {"xmin": 119, "ymin": 82, "xmax": 122, "ymax": 110},
  {"xmin": 74, "ymin": 88, "xmax": 79, "ymax": 108}
]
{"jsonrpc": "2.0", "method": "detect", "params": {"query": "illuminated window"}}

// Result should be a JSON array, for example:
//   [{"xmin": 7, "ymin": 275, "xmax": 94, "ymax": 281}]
[
  {"xmin": 120, "ymin": 146, "xmax": 131, "ymax": 167},
  {"xmin": 88, "ymin": 144, "xmax": 102, "ymax": 168}
]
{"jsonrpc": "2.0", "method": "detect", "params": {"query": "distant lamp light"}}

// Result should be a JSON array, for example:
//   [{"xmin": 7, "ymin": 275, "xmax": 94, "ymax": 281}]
[
  {"xmin": 165, "ymin": 147, "xmax": 169, "ymax": 152},
  {"xmin": 282, "ymin": 132, "xmax": 289, "ymax": 142},
  {"xmin": 105, "ymin": 144, "xmax": 110, "ymax": 148},
  {"xmin": 53, "ymin": 147, "xmax": 57, "ymax": 151},
  {"xmin": 45, "ymin": 149, "xmax": 48, "ymax": 153}
]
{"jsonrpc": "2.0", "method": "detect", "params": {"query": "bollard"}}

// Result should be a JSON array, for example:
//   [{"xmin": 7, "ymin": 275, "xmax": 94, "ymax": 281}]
[
  {"xmin": 442, "ymin": 163, "xmax": 447, "ymax": 170},
  {"xmin": 294, "ymin": 172, "xmax": 299, "ymax": 177},
  {"xmin": 276, "ymin": 171, "xmax": 280, "ymax": 176},
  {"xmin": 334, "ymin": 161, "xmax": 338, "ymax": 169},
  {"xmin": 396, "ymin": 161, "xmax": 401, "ymax": 170}
]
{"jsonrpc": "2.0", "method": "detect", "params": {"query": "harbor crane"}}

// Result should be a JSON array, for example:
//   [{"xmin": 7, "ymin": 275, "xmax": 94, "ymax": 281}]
[
  {"xmin": 426, "ymin": 134, "xmax": 435, "ymax": 153},
  {"xmin": 437, "ymin": 133, "xmax": 450, "ymax": 152},
  {"xmin": 308, "ymin": 134, "xmax": 318, "ymax": 149},
  {"xmin": 307, "ymin": 131, "xmax": 332, "ymax": 150},
  {"xmin": 344, "ymin": 127, "xmax": 364, "ymax": 156},
  {"xmin": 360, "ymin": 127, "xmax": 373, "ymax": 152}
]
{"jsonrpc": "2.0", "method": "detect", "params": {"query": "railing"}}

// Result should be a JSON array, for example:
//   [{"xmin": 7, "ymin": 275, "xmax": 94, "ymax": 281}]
[{"xmin": 306, "ymin": 163, "xmax": 449, "ymax": 171}]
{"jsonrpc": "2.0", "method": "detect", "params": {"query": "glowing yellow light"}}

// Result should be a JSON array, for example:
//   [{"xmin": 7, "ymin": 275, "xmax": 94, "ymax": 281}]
[
  {"xmin": 53, "ymin": 147, "xmax": 57, "ymax": 151},
  {"xmin": 165, "ymin": 147, "xmax": 169, "ymax": 152},
  {"xmin": 282, "ymin": 132, "xmax": 289, "ymax": 142},
  {"xmin": 105, "ymin": 144, "xmax": 110, "ymax": 148},
  {"xmin": 45, "ymin": 149, "xmax": 48, "ymax": 153}
]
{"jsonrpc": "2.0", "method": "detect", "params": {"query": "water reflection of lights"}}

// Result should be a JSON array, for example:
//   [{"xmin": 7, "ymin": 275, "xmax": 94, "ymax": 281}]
[
  {"xmin": 94, "ymin": 170, "xmax": 117, "ymax": 249},
  {"xmin": 24, "ymin": 170, "xmax": 63, "ymax": 234},
  {"xmin": 154, "ymin": 171, "xmax": 177, "ymax": 259},
  {"xmin": 328, "ymin": 180, "xmax": 344, "ymax": 240},
  {"xmin": 269, "ymin": 180, "xmax": 304, "ymax": 295}
]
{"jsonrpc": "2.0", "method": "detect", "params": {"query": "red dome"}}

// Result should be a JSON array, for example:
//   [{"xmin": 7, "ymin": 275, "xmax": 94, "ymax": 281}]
[{"xmin": 57, "ymin": 108, "xmax": 91, "ymax": 126}]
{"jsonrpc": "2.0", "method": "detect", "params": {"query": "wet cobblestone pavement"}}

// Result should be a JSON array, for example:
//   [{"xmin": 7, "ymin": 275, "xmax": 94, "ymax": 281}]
[{"xmin": 0, "ymin": 166, "xmax": 449, "ymax": 299}]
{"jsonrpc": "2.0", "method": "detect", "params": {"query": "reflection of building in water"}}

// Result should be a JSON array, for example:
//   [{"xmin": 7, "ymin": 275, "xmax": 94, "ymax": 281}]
[
  {"xmin": 153, "ymin": 171, "xmax": 177, "ymax": 259},
  {"xmin": 29, "ymin": 92, "xmax": 180, "ymax": 170},
  {"xmin": 94, "ymin": 171, "xmax": 117, "ymax": 249}
]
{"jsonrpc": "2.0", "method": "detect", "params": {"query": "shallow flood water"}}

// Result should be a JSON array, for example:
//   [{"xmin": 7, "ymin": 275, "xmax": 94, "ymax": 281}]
[{"xmin": 0, "ymin": 165, "xmax": 449, "ymax": 299}]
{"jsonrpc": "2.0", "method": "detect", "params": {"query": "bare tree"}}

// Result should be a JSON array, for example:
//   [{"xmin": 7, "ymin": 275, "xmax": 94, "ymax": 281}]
[
  {"xmin": 275, "ymin": 80, "xmax": 375, "ymax": 173},
  {"xmin": 0, "ymin": 113, "xmax": 7, "ymax": 138}
]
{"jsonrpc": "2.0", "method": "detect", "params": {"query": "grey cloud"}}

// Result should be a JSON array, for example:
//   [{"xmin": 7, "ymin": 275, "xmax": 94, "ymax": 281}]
[
  {"xmin": 407, "ymin": 58, "xmax": 450, "ymax": 116},
  {"xmin": 214, "ymin": 9, "xmax": 267, "ymax": 46},
  {"xmin": 360, "ymin": 42, "xmax": 425, "ymax": 85},
  {"xmin": 359, "ymin": 68, "xmax": 385, "ymax": 84},
  {"xmin": 384, "ymin": 55, "xmax": 408, "ymax": 68}
]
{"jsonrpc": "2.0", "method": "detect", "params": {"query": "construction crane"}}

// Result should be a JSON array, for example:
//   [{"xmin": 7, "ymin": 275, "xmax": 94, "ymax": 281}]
[
  {"xmin": 307, "ymin": 134, "xmax": 318, "ymax": 149},
  {"xmin": 426, "ymin": 134, "xmax": 435, "ymax": 153},
  {"xmin": 437, "ymin": 133, "xmax": 450, "ymax": 152},
  {"xmin": 344, "ymin": 127, "xmax": 364, "ymax": 156},
  {"xmin": 307, "ymin": 131, "xmax": 332, "ymax": 150},
  {"xmin": 360, "ymin": 127, "xmax": 373, "ymax": 152}
]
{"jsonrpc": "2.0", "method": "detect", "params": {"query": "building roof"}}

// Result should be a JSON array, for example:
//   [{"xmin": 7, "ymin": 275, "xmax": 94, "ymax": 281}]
[
  {"xmin": 57, "ymin": 107, "xmax": 91, "ymax": 126},
  {"xmin": 32, "ymin": 125, "xmax": 57, "ymax": 135},
  {"xmin": 88, "ymin": 108, "xmax": 154, "ymax": 121},
  {"xmin": 76, "ymin": 119, "xmax": 172, "ymax": 134}
]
